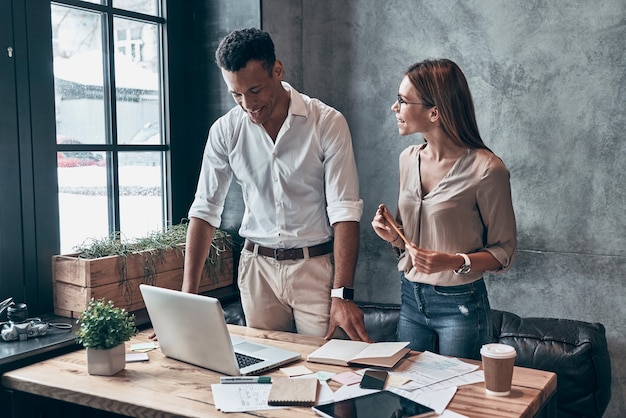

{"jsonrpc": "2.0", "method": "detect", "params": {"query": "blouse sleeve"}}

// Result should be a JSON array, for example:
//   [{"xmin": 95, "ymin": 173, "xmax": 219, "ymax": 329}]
[{"xmin": 476, "ymin": 156, "xmax": 517, "ymax": 273}]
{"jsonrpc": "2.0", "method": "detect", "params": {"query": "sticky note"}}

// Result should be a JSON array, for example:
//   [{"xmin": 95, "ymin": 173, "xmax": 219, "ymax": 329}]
[
  {"xmin": 131, "ymin": 342, "xmax": 158, "ymax": 352},
  {"xmin": 279, "ymin": 365, "xmax": 314, "ymax": 377},
  {"xmin": 330, "ymin": 371, "xmax": 362, "ymax": 385},
  {"xmin": 386, "ymin": 374, "xmax": 411, "ymax": 387},
  {"xmin": 317, "ymin": 371, "xmax": 336, "ymax": 381},
  {"xmin": 126, "ymin": 352, "xmax": 149, "ymax": 362}
]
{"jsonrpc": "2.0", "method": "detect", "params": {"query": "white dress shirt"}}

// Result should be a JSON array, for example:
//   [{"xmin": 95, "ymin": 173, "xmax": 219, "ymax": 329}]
[{"xmin": 189, "ymin": 82, "xmax": 363, "ymax": 248}]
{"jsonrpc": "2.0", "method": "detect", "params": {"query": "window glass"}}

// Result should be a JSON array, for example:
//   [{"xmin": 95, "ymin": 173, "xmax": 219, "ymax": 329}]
[
  {"xmin": 52, "ymin": 6, "xmax": 106, "ymax": 144},
  {"xmin": 113, "ymin": 0, "xmax": 160, "ymax": 16},
  {"xmin": 119, "ymin": 151, "xmax": 164, "ymax": 236},
  {"xmin": 114, "ymin": 17, "xmax": 162, "ymax": 145},
  {"xmin": 57, "ymin": 152, "xmax": 109, "ymax": 252}
]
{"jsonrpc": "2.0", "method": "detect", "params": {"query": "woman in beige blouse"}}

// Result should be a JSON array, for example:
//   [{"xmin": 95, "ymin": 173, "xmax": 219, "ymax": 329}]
[{"xmin": 371, "ymin": 59, "xmax": 517, "ymax": 360}]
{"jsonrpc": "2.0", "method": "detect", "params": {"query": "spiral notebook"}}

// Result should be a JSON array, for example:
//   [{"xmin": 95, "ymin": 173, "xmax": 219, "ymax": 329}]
[{"xmin": 267, "ymin": 377, "xmax": 318, "ymax": 406}]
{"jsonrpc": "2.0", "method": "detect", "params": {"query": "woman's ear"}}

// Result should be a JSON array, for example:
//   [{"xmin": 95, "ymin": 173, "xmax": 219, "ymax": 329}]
[{"xmin": 429, "ymin": 106, "xmax": 440, "ymax": 122}]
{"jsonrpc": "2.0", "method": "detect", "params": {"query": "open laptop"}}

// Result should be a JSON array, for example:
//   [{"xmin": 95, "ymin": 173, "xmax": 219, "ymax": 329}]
[{"xmin": 139, "ymin": 284, "xmax": 301, "ymax": 376}]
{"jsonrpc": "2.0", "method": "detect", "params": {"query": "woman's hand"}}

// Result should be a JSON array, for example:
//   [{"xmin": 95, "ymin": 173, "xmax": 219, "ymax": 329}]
[
  {"xmin": 371, "ymin": 204, "xmax": 401, "ymax": 244},
  {"xmin": 405, "ymin": 243, "xmax": 460, "ymax": 274}
]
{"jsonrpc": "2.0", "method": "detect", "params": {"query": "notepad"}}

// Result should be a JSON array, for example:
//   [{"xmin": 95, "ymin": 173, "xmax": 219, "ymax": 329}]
[{"xmin": 267, "ymin": 377, "xmax": 318, "ymax": 406}]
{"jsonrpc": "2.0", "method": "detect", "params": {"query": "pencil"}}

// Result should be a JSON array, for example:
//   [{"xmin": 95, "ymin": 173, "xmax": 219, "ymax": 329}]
[{"xmin": 381, "ymin": 207, "xmax": 410, "ymax": 246}]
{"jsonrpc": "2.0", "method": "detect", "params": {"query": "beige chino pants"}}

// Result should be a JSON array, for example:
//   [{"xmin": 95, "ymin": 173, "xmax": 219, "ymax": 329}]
[{"xmin": 237, "ymin": 247, "xmax": 334, "ymax": 337}]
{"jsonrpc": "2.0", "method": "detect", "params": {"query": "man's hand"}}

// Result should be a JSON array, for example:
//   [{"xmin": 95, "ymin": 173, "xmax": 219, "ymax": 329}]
[{"xmin": 324, "ymin": 298, "xmax": 372, "ymax": 342}]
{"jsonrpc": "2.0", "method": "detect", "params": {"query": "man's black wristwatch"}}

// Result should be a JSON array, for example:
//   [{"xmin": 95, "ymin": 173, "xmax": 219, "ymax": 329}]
[{"xmin": 331, "ymin": 287, "xmax": 354, "ymax": 300}]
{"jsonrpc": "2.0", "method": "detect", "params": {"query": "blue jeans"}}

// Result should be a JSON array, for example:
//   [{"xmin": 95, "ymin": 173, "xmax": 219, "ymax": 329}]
[{"xmin": 397, "ymin": 275, "xmax": 493, "ymax": 360}]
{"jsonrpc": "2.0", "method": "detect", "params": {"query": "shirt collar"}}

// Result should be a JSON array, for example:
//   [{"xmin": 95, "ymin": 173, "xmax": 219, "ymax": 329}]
[{"xmin": 282, "ymin": 81, "xmax": 308, "ymax": 118}]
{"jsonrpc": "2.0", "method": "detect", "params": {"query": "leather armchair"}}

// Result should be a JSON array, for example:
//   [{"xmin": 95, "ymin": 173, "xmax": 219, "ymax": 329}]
[
  {"xmin": 221, "ymin": 299, "xmax": 611, "ymax": 418},
  {"xmin": 492, "ymin": 309, "xmax": 611, "ymax": 418}
]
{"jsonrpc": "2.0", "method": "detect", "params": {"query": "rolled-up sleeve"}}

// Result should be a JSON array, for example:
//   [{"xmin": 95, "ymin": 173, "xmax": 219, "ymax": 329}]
[
  {"xmin": 477, "ymin": 158, "xmax": 517, "ymax": 273},
  {"xmin": 321, "ymin": 111, "xmax": 363, "ymax": 225},
  {"xmin": 188, "ymin": 122, "xmax": 233, "ymax": 228}
]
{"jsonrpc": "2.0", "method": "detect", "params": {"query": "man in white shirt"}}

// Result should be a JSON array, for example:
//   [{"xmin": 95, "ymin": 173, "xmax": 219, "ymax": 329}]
[{"xmin": 184, "ymin": 28, "xmax": 370, "ymax": 341}]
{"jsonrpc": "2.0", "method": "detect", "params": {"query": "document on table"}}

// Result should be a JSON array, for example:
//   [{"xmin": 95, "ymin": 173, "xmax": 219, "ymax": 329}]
[
  {"xmin": 211, "ymin": 383, "xmax": 280, "ymax": 413},
  {"xmin": 211, "ymin": 375, "xmax": 329, "ymax": 412},
  {"xmin": 392, "ymin": 370, "xmax": 484, "ymax": 395},
  {"xmin": 391, "ymin": 351, "xmax": 479, "ymax": 390},
  {"xmin": 403, "ymin": 386, "xmax": 457, "ymax": 415}
]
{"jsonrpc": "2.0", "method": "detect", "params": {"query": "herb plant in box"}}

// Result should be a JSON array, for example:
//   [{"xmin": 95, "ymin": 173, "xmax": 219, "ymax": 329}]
[
  {"xmin": 53, "ymin": 222, "xmax": 235, "ymax": 318},
  {"xmin": 76, "ymin": 298, "xmax": 138, "ymax": 376}
]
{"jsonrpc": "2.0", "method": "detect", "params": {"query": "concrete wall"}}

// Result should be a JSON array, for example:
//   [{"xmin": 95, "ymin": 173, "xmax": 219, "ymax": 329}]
[{"xmin": 261, "ymin": 1, "xmax": 625, "ymax": 416}]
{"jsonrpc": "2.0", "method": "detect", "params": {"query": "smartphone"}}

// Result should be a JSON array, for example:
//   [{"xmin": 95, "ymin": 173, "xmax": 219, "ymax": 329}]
[{"xmin": 359, "ymin": 369, "xmax": 388, "ymax": 390}]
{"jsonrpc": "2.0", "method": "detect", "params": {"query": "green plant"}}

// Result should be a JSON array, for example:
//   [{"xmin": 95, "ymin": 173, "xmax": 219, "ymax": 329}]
[
  {"xmin": 76, "ymin": 298, "xmax": 138, "ymax": 349},
  {"xmin": 71, "ymin": 220, "xmax": 234, "ymax": 291},
  {"xmin": 73, "ymin": 221, "xmax": 232, "ymax": 260}
]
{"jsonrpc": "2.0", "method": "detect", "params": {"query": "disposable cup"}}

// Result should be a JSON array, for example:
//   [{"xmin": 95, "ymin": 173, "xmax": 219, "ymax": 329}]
[{"xmin": 480, "ymin": 343, "xmax": 517, "ymax": 396}]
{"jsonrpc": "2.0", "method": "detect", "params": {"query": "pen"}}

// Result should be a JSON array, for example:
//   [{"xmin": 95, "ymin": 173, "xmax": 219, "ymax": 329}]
[{"xmin": 220, "ymin": 376, "xmax": 272, "ymax": 384}]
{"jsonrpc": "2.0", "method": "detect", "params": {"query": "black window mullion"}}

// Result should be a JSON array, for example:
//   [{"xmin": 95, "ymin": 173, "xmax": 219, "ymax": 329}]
[
  {"xmin": 53, "ymin": 0, "xmax": 165, "ymax": 24},
  {"xmin": 103, "ymin": 7, "xmax": 121, "ymax": 235},
  {"xmin": 157, "ymin": 10, "xmax": 170, "ymax": 229}
]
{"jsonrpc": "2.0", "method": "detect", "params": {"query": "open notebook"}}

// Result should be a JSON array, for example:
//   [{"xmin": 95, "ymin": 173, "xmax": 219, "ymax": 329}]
[{"xmin": 139, "ymin": 285, "xmax": 301, "ymax": 375}]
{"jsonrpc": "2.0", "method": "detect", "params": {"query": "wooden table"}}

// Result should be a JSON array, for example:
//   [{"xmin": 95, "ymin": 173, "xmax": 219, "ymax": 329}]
[{"xmin": 2, "ymin": 325, "xmax": 556, "ymax": 417}]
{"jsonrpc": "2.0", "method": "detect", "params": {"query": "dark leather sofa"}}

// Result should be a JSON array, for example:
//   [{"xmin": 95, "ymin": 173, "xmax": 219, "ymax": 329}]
[{"xmin": 222, "ymin": 298, "xmax": 611, "ymax": 418}]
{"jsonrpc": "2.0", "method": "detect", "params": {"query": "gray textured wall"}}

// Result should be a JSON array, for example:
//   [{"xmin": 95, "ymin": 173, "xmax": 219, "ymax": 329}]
[{"xmin": 260, "ymin": 0, "xmax": 625, "ymax": 416}]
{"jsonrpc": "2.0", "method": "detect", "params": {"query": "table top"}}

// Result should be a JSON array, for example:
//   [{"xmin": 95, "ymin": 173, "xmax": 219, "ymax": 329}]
[{"xmin": 1, "ymin": 325, "xmax": 556, "ymax": 418}]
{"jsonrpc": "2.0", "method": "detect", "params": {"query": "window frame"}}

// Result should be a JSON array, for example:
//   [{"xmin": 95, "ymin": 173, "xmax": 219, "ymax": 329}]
[
  {"xmin": 52, "ymin": 0, "xmax": 171, "ymax": 240},
  {"xmin": 0, "ymin": 0, "xmax": 259, "ymax": 316}
]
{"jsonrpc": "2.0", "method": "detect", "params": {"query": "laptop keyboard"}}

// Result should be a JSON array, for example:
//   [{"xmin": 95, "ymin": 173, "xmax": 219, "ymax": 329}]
[{"xmin": 236, "ymin": 352, "xmax": 264, "ymax": 368}]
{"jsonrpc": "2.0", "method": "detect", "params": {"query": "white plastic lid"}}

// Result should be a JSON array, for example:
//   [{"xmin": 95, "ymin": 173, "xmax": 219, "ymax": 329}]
[{"xmin": 480, "ymin": 343, "xmax": 517, "ymax": 359}]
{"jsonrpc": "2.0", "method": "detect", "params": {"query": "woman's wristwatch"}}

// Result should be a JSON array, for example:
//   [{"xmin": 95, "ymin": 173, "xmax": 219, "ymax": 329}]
[{"xmin": 453, "ymin": 253, "xmax": 471, "ymax": 274}]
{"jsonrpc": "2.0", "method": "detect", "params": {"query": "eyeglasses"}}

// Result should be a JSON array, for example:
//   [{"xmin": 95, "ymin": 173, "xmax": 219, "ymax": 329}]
[{"xmin": 396, "ymin": 95, "xmax": 426, "ymax": 111}]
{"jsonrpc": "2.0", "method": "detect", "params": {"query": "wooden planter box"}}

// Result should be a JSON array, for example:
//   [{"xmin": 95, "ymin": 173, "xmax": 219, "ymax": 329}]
[{"xmin": 53, "ymin": 236, "xmax": 234, "ymax": 318}]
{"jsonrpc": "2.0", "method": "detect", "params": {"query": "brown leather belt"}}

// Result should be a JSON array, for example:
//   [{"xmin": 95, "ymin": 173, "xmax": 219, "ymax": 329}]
[{"xmin": 244, "ymin": 240, "xmax": 333, "ymax": 261}]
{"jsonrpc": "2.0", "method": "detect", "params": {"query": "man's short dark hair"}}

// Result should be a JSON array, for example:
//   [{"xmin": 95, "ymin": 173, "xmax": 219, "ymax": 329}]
[{"xmin": 215, "ymin": 28, "xmax": 276, "ymax": 74}]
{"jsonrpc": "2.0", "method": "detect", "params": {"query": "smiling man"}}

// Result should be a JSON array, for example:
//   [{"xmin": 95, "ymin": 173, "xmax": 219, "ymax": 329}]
[{"xmin": 183, "ymin": 28, "xmax": 370, "ymax": 342}]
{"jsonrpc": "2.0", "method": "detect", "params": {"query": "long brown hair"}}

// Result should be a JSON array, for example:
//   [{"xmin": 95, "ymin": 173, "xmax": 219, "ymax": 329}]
[{"xmin": 406, "ymin": 59, "xmax": 490, "ymax": 150}]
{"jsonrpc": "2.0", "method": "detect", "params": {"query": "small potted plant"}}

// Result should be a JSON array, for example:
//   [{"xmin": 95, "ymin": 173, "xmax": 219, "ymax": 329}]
[{"xmin": 76, "ymin": 298, "xmax": 138, "ymax": 376}]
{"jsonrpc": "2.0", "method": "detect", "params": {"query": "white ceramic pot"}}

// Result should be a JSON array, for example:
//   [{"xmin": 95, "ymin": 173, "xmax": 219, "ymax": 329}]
[{"xmin": 86, "ymin": 344, "xmax": 126, "ymax": 376}]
